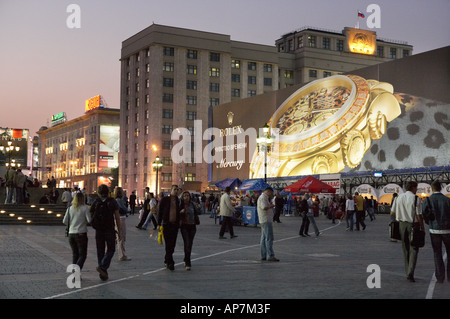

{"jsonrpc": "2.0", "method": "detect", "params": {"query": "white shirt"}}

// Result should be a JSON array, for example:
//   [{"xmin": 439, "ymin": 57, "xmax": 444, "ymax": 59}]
[
  {"xmin": 392, "ymin": 191, "xmax": 422, "ymax": 223},
  {"xmin": 219, "ymin": 193, "xmax": 235, "ymax": 217},
  {"xmin": 257, "ymin": 193, "xmax": 273, "ymax": 224},
  {"xmin": 346, "ymin": 199, "xmax": 355, "ymax": 211}
]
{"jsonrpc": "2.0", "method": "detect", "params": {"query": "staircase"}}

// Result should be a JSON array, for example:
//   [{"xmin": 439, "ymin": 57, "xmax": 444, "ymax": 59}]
[{"xmin": 0, "ymin": 204, "xmax": 67, "ymax": 225}]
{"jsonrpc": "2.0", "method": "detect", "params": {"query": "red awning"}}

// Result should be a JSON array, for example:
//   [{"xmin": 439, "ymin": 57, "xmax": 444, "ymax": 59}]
[{"xmin": 284, "ymin": 176, "xmax": 336, "ymax": 194}]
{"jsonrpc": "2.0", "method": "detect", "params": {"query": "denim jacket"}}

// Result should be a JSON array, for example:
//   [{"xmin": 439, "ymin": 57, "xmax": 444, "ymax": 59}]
[{"xmin": 422, "ymin": 193, "xmax": 450, "ymax": 230}]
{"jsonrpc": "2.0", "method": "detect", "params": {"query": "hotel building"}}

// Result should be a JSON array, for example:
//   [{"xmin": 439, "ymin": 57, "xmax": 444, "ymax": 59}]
[{"xmin": 119, "ymin": 24, "xmax": 412, "ymax": 194}]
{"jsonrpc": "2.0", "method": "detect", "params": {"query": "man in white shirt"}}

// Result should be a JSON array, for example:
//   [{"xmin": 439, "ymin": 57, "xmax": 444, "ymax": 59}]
[
  {"xmin": 391, "ymin": 181, "xmax": 424, "ymax": 282},
  {"xmin": 257, "ymin": 187, "xmax": 279, "ymax": 262},
  {"xmin": 219, "ymin": 187, "xmax": 237, "ymax": 239}
]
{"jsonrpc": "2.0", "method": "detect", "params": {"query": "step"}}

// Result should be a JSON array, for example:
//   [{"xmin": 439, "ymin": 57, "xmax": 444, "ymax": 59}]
[{"xmin": 0, "ymin": 204, "xmax": 67, "ymax": 226}]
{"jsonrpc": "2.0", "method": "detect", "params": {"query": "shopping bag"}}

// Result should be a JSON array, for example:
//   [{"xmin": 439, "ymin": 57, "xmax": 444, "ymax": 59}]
[{"xmin": 157, "ymin": 226, "xmax": 164, "ymax": 245}]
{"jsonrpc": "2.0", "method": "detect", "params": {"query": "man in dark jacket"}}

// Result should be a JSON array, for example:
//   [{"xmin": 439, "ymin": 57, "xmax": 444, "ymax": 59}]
[
  {"xmin": 422, "ymin": 180, "xmax": 450, "ymax": 283},
  {"xmin": 157, "ymin": 185, "xmax": 181, "ymax": 271}
]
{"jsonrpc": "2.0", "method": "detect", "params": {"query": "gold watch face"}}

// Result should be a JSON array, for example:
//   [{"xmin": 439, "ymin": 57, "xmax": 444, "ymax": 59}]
[
  {"xmin": 270, "ymin": 75, "xmax": 370, "ymax": 156},
  {"xmin": 275, "ymin": 85, "xmax": 351, "ymax": 136}
]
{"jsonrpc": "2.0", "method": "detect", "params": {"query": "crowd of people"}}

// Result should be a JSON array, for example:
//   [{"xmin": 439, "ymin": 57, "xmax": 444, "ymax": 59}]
[{"xmin": 60, "ymin": 179, "xmax": 450, "ymax": 285}]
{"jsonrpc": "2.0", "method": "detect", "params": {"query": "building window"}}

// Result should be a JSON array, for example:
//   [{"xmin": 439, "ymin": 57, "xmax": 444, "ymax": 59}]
[
  {"xmin": 136, "ymin": 68, "xmax": 140, "ymax": 77},
  {"xmin": 184, "ymin": 173, "xmax": 196, "ymax": 182},
  {"xmin": 284, "ymin": 70, "xmax": 294, "ymax": 79},
  {"xmin": 186, "ymin": 95, "xmax": 197, "ymax": 105},
  {"xmin": 323, "ymin": 37, "xmax": 330, "ymax": 50},
  {"xmin": 146, "ymin": 79, "xmax": 150, "ymax": 88},
  {"xmin": 127, "ymin": 72, "xmax": 130, "ymax": 80},
  {"xmin": 162, "ymin": 125, "xmax": 173, "ymax": 134},
  {"xmin": 263, "ymin": 64, "xmax": 272, "ymax": 72},
  {"xmin": 163, "ymin": 47, "xmax": 174, "ymax": 56},
  {"xmin": 248, "ymin": 62, "xmax": 256, "ymax": 71},
  {"xmin": 163, "ymin": 93, "xmax": 173, "ymax": 103},
  {"xmin": 210, "ymin": 98, "xmax": 220, "ymax": 107},
  {"xmin": 162, "ymin": 173, "xmax": 172, "ymax": 182},
  {"xmin": 186, "ymin": 80, "xmax": 197, "ymax": 90},
  {"xmin": 146, "ymin": 63, "xmax": 150, "ymax": 73},
  {"xmin": 162, "ymin": 141, "xmax": 173, "ymax": 150},
  {"xmin": 187, "ymin": 65, "xmax": 197, "ymax": 75},
  {"xmin": 186, "ymin": 111, "xmax": 197, "ymax": 120},
  {"xmin": 377, "ymin": 46, "xmax": 384, "ymax": 57},
  {"xmin": 145, "ymin": 94, "xmax": 150, "ymax": 104},
  {"xmin": 187, "ymin": 49, "xmax": 197, "ymax": 59},
  {"xmin": 163, "ymin": 62, "xmax": 174, "ymax": 72},
  {"xmin": 389, "ymin": 48, "xmax": 397, "ymax": 59},
  {"xmin": 403, "ymin": 49, "xmax": 409, "ymax": 57},
  {"xmin": 248, "ymin": 90, "xmax": 256, "ymax": 97},
  {"xmin": 324, "ymin": 71, "xmax": 332, "ymax": 78},
  {"xmin": 337, "ymin": 40, "xmax": 344, "ymax": 51},
  {"xmin": 162, "ymin": 157, "xmax": 173, "ymax": 166},
  {"xmin": 145, "ymin": 109, "xmax": 149, "ymax": 119},
  {"xmin": 308, "ymin": 35, "xmax": 316, "ymax": 48},
  {"xmin": 145, "ymin": 125, "xmax": 149, "ymax": 135},
  {"xmin": 298, "ymin": 36, "xmax": 303, "ymax": 48},
  {"xmin": 231, "ymin": 88, "xmax": 240, "ymax": 97},
  {"xmin": 163, "ymin": 77, "xmax": 174, "ymax": 87},
  {"xmin": 135, "ymin": 97, "xmax": 139, "ymax": 107},
  {"xmin": 136, "ymin": 83, "xmax": 140, "ymax": 92},
  {"xmin": 210, "ymin": 52, "xmax": 220, "ymax": 62},
  {"xmin": 231, "ymin": 74, "xmax": 240, "ymax": 83},
  {"xmin": 209, "ymin": 67, "xmax": 220, "ymax": 77},
  {"xmin": 210, "ymin": 83, "xmax": 220, "ymax": 92},
  {"xmin": 264, "ymin": 78, "xmax": 272, "ymax": 86},
  {"xmin": 248, "ymin": 76, "xmax": 256, "ymax": 85},
  {"xmin": 309, "ymin": 69, "xmax": 317, "ymax": 78},
  {"xmin": 231, "ymin": 59, "xmax": 240, "ymax": 69},
  {"xmin": 162, "ymin": 109, "xmax": 173, "ymax": 119}
]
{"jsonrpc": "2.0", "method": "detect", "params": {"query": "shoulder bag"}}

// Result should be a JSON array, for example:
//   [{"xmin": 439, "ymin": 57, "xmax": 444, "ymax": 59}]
[{"xmin": 410, "ymin": 196, "xmax": 425, "ymax": 248}]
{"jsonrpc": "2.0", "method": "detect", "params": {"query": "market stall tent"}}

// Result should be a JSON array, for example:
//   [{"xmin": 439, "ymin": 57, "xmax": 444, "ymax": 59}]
[
  {"xmin": 355, "ymin": 184, "xmax": 378, "ymax": 200},
  {"xmin": 284, "ymin": 176, "xmax": 336, "ymax": 194},
  {"xmin": 378, "ymin": 183, "xmax": 404, "ymax": 205}
]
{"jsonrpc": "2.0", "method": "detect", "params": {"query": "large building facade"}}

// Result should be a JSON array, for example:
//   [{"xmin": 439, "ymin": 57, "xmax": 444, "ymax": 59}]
[
  {"xmin": 119, "ymin": 24, "xmax": 413, "ymax": 195},
  {"xmin": 37, "ymin": 105, "xmax": 120, "ymax": 193}
]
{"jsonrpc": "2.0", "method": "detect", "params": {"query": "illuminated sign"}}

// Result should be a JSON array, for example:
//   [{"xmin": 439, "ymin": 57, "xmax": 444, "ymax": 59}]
[
  {"xmin": 85, "ymin": 95, "xmax": 103, "ymax": 112},
  {"xmin": 344, "ymin": 27, "xmax": 376, "ymax": 55},
  {"xmin": 51, "ymin": 112, "xmax": 67, "ymax": 126}
]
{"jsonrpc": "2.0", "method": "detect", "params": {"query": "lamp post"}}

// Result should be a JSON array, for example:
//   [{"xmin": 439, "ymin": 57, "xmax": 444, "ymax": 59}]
[
  {"xmin": 0, "ymin": 141, "xmax": 21, "ymax": 167},
  {"xmin": 152, "ymin": 155, "xmax": 163, "ymax": 195},
  {"xmin": 256, "ymin": 123, "xmax": 274, "ymax": 182}
]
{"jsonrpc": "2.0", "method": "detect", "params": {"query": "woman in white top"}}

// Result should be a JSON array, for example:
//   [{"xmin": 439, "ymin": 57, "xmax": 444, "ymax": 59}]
[
  {"xmin": 63, "ymin": 192, "xmax": 92, "ymax": 270},
  {"xmin": 345, "ymin": 194, "xmax": 355, "ymax": 231}
]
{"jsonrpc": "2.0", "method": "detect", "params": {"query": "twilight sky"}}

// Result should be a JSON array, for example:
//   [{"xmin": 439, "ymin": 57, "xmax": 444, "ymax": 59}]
[{"xmin": 1, "ymin": 0, "xmax": 449, "ymax": 138}]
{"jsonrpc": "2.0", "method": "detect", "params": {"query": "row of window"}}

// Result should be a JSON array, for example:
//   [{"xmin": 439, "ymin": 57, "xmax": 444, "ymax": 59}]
[{"xmin": 279, "ymin": 35, "xmax": 410, "ymax": 58}]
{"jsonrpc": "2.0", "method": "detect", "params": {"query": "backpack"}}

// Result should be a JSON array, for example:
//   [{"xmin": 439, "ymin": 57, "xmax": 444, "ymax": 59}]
[{"xmin": 91, "ymin": 198, "xmax": 115, "ymax": 231}]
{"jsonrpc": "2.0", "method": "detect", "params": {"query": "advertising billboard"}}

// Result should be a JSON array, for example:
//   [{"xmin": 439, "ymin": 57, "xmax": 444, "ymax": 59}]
[
  {"xmin": 98, "ymin": 125, "xmax": 119, "ymax": 171},
  {"xmin": 211, "ymin": 47, "xmax": 449, "ymax": 182}
]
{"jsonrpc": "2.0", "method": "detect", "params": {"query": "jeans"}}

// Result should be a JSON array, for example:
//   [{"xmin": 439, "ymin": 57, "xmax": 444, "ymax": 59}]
[
  {"xmin": 299, "ymin": 213, "xmax": 309, "ymax": 235},
  {"xmin": 95, "ymin": 230, "xmax": 116, "ymax": 270},
  {"xmin": 180, "ymin": 224, "xmax": 196, "ymax": 266},
  {"xmin": 346, "ymin": 210, "xmax": 354, "ymax": 230},
  {"xmin": 430, "ymin": 233, "xmax": 450, "ymax": 282},
  {"xmin": 260, "ymin": 222, "xmax": 274, "ymax": 260},
  {"xmin": 5, "ymin": 187, "xmax": 15, "ymax": 204},
  {"xmin": 69, "ymin": 233, "xmax": 88, "ymax": 270},
  {"xmin": 308, "ymin": 215, "xmax": 320, "ymax": 235}
]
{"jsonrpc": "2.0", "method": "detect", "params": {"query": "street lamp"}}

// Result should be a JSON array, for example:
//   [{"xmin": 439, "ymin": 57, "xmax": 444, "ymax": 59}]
[
  {"xmin": 152, "ymin": 155, "xmax": 163, "ymax": 195},
  {"xmin": 256, "ymin": 123, "xmax": 274, "ymax": 182},
  {"xmin": 0, "ymin": 141, "xmax": 21, "ymax": 167}
]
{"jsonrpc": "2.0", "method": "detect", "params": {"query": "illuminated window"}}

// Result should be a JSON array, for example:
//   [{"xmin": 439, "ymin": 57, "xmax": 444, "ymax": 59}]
[
  {"xmin": 209, "ymin": 67, "xmax": 220, "ymax": 77},
  {"xmin": 231, "ymin": 59, "xmax": 240, "ymax": 69},
  {"xmin": 308, "ymin": 35, "xmax": 316, "ymax": 47},
  {"xmin": 184, "ymin": 173, "xmax": 196, "ymax": 182}
]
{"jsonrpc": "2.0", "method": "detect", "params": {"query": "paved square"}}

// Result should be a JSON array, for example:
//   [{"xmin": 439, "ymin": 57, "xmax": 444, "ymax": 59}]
[{"xmin": 0, "ymin": 213, "xmax": 449, "ymax": 300}]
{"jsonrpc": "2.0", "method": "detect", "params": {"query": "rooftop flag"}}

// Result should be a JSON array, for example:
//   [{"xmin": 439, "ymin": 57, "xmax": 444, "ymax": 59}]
[{"xmin": 358, "ymin": 11, "xmax": 365, "ymax": 18}]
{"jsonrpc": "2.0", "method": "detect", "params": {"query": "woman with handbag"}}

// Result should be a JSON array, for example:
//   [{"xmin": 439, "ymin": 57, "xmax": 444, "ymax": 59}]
[{"xmin": 180, "ymin": 191, "xmax": 200, "ymax": 270}]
